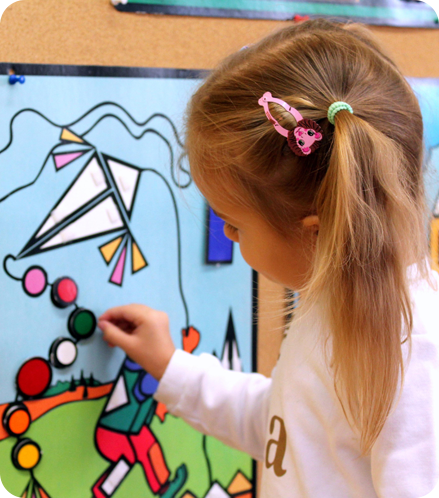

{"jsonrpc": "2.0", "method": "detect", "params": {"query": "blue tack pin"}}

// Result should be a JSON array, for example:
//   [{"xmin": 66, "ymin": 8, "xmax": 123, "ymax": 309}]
[{"xmin": 8, "ymin": 74, "xmax": 25, "ymax": 85}]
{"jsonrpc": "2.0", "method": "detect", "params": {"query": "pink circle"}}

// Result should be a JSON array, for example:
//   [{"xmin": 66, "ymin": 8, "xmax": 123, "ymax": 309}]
[{"xmin": 24, "ymin": 268, "xmax": 47, "ymax": 296}]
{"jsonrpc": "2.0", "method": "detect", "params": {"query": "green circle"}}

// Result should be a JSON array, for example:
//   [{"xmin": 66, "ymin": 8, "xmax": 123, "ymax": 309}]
[{"xmin": 73, "ymin": 311, "xmax": 94, "ymax": 336}]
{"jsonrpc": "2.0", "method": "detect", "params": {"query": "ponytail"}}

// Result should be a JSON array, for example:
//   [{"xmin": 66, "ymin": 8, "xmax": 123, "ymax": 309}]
[{"xmin": 307, "ymin": 109, "xmax": 429, "ymax": 455}]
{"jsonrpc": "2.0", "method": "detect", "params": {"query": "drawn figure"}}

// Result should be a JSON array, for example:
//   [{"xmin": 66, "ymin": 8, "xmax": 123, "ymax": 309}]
[
  {"xmin": 93, "ymin": 326, "xmax": 200, "ymax": 497},
  {"xmin": 1, "ymin": 104, "xmax": 191, "ymax": 288}
]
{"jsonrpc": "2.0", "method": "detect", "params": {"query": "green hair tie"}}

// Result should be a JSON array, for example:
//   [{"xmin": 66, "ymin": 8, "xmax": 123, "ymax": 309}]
[{"xmin": 327, "ymin": 101, "xmax": 353, "ymax": 125}]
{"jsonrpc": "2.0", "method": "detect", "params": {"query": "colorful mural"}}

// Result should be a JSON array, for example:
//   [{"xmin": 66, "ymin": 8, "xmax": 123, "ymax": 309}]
[{"xmin": 0, "ymin": 64, "xmax": 256, "ymax": 498}]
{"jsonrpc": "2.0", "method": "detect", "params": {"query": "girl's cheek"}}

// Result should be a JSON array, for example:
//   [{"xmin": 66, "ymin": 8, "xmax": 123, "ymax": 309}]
[{"xmin": 238, "ymin": 242, "xmax": 259, "ymax": 272}]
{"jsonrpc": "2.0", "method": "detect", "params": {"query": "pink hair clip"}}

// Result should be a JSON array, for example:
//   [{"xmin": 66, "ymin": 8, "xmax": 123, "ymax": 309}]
[{"xmin": 258, "ymin": 92, "xmax": 323, "ymax": 157}]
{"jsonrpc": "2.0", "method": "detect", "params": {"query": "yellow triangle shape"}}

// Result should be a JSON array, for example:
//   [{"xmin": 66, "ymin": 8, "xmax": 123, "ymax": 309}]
[
  {"xmin": 228, "ymin": 472, "xmax": 252, "ymax": 494},
  {"xmin": 100, "ymin": 237, "xmax": 123, "ymax": 264},
  {"xmin": 61, "ymin": 128, "xmax": 84, "ymax": 143},
  {"xmin": 181, "ymin": 494, "xmax": 196, "ymax": 498},
  {"xmin": 132, "ymin": 241, "xmax": 147, "ymax": 273}
]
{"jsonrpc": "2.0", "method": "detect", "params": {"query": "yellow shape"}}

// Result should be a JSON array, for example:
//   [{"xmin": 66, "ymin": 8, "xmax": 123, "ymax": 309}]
[
  {"xmin": 181, "ymin": 494, "xmax": 196, "ymax": 498},
  {"xmin": 431, "ymin": 218, "xmax": 439, "ymax": 272},
  {"xmin": 61, "ymin": 128, "xmax": 84, "ymax": 143},
  {"xmin": 132, "ymin": 241, "xmax": 147, "ymax": 273},
  {"xmin": 17, "ymin": 443, "xmax": 40, "ymax": 470},
  {"xmin": 228, "ymin": 471, "xmax": 252, "ymax": 495},
  {"xmin": 100, "ymin": 237, "xmax": 123, "ymax": 263}
]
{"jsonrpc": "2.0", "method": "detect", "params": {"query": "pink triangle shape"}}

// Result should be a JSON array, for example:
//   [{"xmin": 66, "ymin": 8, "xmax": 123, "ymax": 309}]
[
  {"xmin": 54, "ymin": 151, "xmax": 84, "ymax": 169},
  {"xmin": 110, "ymin": 246, "xmax": 127, "ymax": 285}
]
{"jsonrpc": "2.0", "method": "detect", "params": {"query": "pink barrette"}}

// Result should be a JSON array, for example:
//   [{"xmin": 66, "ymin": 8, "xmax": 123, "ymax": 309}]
[{"xmin": 258, "ymin": 92, "xmax": 323, "ymax": 157}]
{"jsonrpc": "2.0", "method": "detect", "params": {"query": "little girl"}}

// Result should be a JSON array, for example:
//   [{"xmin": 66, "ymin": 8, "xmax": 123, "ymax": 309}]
[{"xmin": 98, "ymin": 19, "xmax": 439, "ymax": 497}]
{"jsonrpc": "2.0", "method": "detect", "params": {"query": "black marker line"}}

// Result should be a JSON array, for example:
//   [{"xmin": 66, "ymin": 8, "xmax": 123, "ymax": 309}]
[
  {"xmin": 3, "ymin": 255, "xmax": 21, "ymax": 281},
  {"xmin": 202, "ymin": 434, "xmax": 213, "ymax": 486},
  {"xmin": 0, "ymin": 145, "xmax": 58, "ymax": 204},
  {"xmin": 0, "ymin": 105, "xmax": 191, "ymax": 203},
  {"xmin": 83, "ymin": 115, "xmax": 191, "ymax": 188},
  {"xmin": 0, "ymin": 104, "xmax": 184, "ymax": 153},
  {"xmin": 140, "ymin": 168, "xmax": 190, "ymax": 329}
]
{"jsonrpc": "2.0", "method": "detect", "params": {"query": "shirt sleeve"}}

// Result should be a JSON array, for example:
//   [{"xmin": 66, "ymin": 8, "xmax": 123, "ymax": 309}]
[
  {"xmin": 371, "ymin": 331, "xmax": 439, "ymax": 498},
  {"xmin": 153, "ymin": 349, "xmax": 272, "ymax": 461}
]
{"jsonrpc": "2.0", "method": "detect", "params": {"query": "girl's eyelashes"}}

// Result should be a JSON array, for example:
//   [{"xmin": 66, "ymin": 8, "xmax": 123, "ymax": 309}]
[{"xmin": 224, "ymin": 222, "xmax": 238, "ymax": 233}]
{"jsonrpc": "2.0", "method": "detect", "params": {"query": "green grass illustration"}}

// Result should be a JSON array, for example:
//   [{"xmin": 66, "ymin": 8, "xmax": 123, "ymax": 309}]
[{"xmin": 0, "ymin": 398, "xmax": 252, "ymax": 497}]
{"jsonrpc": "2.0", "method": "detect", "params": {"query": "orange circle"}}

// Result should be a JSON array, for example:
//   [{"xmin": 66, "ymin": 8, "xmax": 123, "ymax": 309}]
[
  {"xmin": 9, "ymin": 410, "xmax": 30, "ymax": 435},
  {"xmin": 17, "ymin": 443, "xmax": 40, "ymax": 469}
]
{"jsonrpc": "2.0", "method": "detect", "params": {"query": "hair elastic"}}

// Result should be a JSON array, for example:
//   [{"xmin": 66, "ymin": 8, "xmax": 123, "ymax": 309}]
[
  {"xmin": 258, "ymin": 92, "xmax": 323, "ymax": 157},
  {"xmin": 327, "ymin": 101, "xmax": 353, "ymax": 125}
]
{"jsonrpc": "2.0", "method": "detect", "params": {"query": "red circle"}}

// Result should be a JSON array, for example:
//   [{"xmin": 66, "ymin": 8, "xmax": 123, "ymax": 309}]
[
  {"xmin": 57, "ymin": 278, "xmax": 77, "ymax": 304},
  {"xmin": 17, "ymin": 358, "xmax": 52, "ymax": 398}
]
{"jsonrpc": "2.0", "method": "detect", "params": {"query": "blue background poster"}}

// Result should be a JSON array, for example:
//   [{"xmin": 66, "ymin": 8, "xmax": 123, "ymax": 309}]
[
  {"xmin": 409, "ymin": 78, "xmax": 439, "ymax": 271},
  {"xmin": 0, "ymin": 65, "xmax": 256, "ymax": 498}
]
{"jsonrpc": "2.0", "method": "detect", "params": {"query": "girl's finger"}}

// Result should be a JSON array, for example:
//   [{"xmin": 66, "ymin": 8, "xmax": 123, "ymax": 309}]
[
  {"xmin": 99, "ymin": 304, "xmax": 148, "ymax": 326},
  {"xmin": 98, "ymin": 320, "xmax": 135, "ymax": 352}
]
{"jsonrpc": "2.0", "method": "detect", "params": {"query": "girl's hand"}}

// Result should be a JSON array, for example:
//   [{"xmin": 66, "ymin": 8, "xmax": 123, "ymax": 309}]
[{"xmin": 98, "ymin": 304, "xmax": 176, "ymax": 381}]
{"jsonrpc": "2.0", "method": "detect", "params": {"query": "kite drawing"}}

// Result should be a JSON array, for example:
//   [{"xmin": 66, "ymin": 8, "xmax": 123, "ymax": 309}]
[
  {"xmin": 0, "ymin": 65, "xmax": 256, "ymax": 498},
  {"xmin": 3, "ymin": 109, "xmax": 189, "ymax": 288}
]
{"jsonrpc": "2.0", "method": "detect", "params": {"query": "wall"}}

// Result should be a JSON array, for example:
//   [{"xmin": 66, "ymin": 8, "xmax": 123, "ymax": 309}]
[{"xmin": 0, "ymin": 0, "xmax": 437, "ymax": 377}]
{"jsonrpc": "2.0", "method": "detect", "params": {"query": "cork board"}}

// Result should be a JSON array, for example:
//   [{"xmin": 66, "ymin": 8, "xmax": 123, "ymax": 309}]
[{"xmin": 0, "ymin": 0, "xmax": 438, "ymax": 378}]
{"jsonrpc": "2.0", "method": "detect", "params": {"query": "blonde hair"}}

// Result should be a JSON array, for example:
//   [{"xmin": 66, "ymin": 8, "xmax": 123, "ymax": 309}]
[{"xmin": 185, "ymin": 19, "xmax": 431, "ymax": 455}]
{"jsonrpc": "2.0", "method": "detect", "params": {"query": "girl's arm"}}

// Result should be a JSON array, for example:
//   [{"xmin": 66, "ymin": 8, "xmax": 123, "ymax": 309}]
[
  {"xmin": 98, "ymin": 304, "xmax": 271, "ymax": 461},
  {"xmin": 154, "ymin": 349, "xmax": 271, "ymax": 461}
]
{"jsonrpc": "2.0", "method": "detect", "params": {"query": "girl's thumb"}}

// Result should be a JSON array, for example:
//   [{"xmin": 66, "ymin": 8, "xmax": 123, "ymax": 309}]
[{"xmin": 98, "ymin": 320, "xmax": 132, "ymax": 351}]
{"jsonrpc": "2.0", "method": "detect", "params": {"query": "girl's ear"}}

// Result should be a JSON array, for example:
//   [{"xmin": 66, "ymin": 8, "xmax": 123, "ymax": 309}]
[{"xmin": 300, "ymin": 215, "xmax": 320, "ymax": 233}]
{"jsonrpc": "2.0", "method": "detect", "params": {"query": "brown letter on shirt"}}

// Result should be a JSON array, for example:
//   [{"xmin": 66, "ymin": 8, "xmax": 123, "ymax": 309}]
[{"xmin": 265, "ymin": 415, "xmax": 287, "ymax": 477}]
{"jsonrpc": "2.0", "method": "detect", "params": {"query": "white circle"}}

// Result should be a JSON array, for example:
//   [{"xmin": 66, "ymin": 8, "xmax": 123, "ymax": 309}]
[{"xmin": 56, "ymin": 340, "xmax": 77, "ymax": 366}]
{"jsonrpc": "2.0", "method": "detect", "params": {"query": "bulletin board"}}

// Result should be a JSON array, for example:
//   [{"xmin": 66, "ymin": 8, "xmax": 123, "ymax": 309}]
[{"xmin": 0, "ymin": 1, "xmax": 438, "ymax": 497}]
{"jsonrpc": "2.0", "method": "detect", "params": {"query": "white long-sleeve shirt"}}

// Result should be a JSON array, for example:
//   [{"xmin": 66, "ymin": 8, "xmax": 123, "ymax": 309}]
[{"xmin": 155, "ymin": 268, "xmax": 439, "ymax": 497}]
